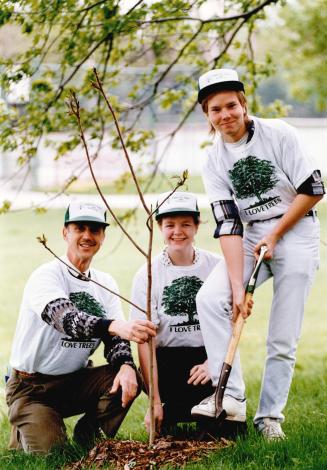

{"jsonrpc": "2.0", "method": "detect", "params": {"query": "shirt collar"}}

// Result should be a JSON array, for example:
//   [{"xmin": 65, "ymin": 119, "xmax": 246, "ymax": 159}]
[
  {"xmin": 161, "ymin": 247, "xmax": 199, "ymax": 267},
  {"xmin": 61, "ymin": 255, "xmax": 91, "ymax": 281},
  {"xmin": 246, "ymin": 119, "xmax": 255, "ymax": 143}
]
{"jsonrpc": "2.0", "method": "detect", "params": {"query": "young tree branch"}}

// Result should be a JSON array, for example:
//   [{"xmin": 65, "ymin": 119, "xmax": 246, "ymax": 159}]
[
  {"xmin": 146, "ymin": 170, "xmax": 189, "ymax": 230},
  {"xmin": 68, "ymin": 91, "xmax": 147, "ymax": 257},
  {"xmin": 91, "ymin": 69, "xmax": 151, "ymax": 215},
  {"xmin": 137, "ymin": 0, "xmax": 279, "ymax": 25},
  {"xmin": 37, "ymin": 234, "xmax": 147, "ymax": 313}
]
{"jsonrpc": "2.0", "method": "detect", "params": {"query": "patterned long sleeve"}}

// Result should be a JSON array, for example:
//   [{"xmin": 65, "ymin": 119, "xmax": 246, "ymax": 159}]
[
  {"xmin": 104, "ymin": 335, "xmax": 136, "ymax": 372},
  {"xmin": 42, "ymin": 297, "xmax": 112, "ymax": 340},
  {"xmin": 42, "ymin": 297, "xmax": 137, "ymax": 371}
]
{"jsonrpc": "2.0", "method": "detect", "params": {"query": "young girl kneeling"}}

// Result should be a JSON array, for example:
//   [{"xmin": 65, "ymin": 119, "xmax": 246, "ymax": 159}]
[{"xmin": 130, "ymin": 191, "xmax": 220, "ymax": 434}]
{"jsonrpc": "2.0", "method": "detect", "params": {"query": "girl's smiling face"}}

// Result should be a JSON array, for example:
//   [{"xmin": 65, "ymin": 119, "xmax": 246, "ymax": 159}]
[{"xmin": 159, "ymin": 215, "xmax": 198, "ymax": 251}]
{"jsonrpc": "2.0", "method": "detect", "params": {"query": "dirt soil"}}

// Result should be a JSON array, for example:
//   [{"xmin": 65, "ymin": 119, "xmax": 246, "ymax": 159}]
[{"xmin": 67, "ymin": 436, "xmax": 231, "ymax": 469}]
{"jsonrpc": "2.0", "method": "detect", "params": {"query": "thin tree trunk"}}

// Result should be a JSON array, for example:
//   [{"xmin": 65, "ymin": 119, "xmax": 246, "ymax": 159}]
[
  {"xmin": 68, "ymin": 80, "xmax": 188, "ymax": 446},
  {"xmin": 146, "ymin": 215, "xmax": 155, "ymax": 445}
]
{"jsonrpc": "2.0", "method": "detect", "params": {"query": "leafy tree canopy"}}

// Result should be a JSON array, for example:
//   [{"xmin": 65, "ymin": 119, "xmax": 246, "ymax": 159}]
[
  {"xmin": 272, "ymin": 0, "xmax": 327, "ymax": 111},
  {"xmin": 0, "ymin": 0, "xmax": 282, "ymax": 196}
]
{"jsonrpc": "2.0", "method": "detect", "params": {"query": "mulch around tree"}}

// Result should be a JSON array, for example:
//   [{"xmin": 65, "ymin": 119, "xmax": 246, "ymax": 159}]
[{"xmin": 67, "ymin": 436, "xmax": 232, "ymax": 469}]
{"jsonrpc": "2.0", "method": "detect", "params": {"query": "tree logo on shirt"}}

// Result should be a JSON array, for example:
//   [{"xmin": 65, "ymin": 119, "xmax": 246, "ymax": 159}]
[
  {"xmin": 229, "ymin": 156, "xmax": 278, "ymax": 205},
  {"xmin": 69, "ymin": 292, "xmax": 106, "ymax": 318},
  {"xmin": 161, "ymin": 276, "xmax": 203, "ymax": 326}
]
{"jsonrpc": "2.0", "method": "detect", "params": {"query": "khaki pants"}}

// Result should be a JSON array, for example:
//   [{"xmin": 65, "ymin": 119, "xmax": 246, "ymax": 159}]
[
  {"xmin": 6, "ymin": 364, "xmax": 141, "ymax": 454},
  {"xmin": 196, "ymin": 216, "xmax": 320, "ymax": 425}
]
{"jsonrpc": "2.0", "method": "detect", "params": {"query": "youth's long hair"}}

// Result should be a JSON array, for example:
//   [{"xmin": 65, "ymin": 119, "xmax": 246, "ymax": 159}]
[{"xmin": 201, "ymin": 91, "xmax": 250, "ymax": 135}]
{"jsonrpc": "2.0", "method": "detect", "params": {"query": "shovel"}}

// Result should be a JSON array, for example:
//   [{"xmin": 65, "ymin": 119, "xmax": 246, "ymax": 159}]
[{"xmin": 215, "ymin": 245, "xmax": 268, "ymax": 421}]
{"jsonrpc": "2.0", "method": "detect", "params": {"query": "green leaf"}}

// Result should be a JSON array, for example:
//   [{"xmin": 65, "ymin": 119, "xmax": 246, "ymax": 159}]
[{"xmin": 0, "ymin": 200, "xmax": 11, "ymax": 214}]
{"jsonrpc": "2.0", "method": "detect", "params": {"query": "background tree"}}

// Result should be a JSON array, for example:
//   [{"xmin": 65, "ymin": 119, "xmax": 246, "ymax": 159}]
[
  {"xmin": 258, "ymin": 0, "xmax": 327, "ymax": 113},
  {"xmin": 0, "ymin": 0, "xmax": 282, "ymax": 205},
  {"xmin": 280, "ymin": 0, "xmax": 327, "ymax": 112},
  {"xmin": 162, "ymin": 276, "xmax": 203, "ymax": 324},
  {"xmin": 229, "ymin": 155, "xmax": 278, "ymax": 202}
]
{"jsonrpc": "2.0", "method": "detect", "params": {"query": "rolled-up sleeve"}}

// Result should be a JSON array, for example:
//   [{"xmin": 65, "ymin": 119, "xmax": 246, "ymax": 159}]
[
  {"xmin": 211, "ymin": 200, "xmax": 243, "ymax": 238},
  {"xmin": 296, "ymin": 170, "xmax": 325, "ymax": 196},
  {"xmin": 202, "ymin": 146, "xmax": 243, "ymax": 238}
]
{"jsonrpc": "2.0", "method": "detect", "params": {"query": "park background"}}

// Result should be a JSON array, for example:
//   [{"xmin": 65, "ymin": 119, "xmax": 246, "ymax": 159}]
[{"xmin": 0, "ymin": 0, "xmax": 327, "ymax": 468}]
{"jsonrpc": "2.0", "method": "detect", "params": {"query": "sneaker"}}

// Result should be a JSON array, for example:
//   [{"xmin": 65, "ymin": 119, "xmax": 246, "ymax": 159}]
[
  {"xmin": 191, "ymin": 393, "xmax": 246, "ymax": 422},
  {"xmin": 258, "ymin": 418, "xmax": 286, "ymax": 441}
]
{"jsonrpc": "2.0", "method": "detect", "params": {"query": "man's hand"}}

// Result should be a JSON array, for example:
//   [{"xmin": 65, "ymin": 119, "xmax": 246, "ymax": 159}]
[
  {"xmin": 254, "ymin": 234, "xmax": 278, "ymax": 261},
  {"xmin": 144, "ymin": 403, "xmax": 164, "ymax": 434},
  {"xmin": 188, "ymin": 360, "xmax": 210, "ymax": 385},
  {"xmin": 109, "ymin": 319, "xmax": 156, "ymax": 343},
  {"xmin": 110, "ymin": 364, "xmax": 138, "ymax": 408}
]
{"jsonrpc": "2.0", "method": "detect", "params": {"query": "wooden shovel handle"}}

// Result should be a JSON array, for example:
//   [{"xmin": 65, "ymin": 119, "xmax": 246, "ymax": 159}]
[{"xmin": 224, "ymin": 291, "xmax": 253, "ymax": 365}]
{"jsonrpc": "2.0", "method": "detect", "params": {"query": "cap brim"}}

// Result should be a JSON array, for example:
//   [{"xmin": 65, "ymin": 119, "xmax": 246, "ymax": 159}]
[
  {"xmin": 66, "ymin": 216, "xmax": 109, "ymax": 227},
  {"xmin": 198, "ymin": 81, "xmax": 244, "ymax": 103},
  {"xmin": 155, "ymin": 209, "xmax": 200, "ymax": 220}
]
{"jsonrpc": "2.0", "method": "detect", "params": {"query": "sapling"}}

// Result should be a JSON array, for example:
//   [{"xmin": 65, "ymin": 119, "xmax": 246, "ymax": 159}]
[{"xmin": 39, "ymin": 69, "xmax": 188, "ymax": 445}]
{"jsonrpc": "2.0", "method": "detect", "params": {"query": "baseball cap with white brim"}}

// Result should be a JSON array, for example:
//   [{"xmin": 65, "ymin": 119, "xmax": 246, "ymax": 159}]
[
  {"xmin": 198, "ymin": 68, "xmax": 244, "ymax": 104},
  {"xmin": 155, "ymin": 191, "xmax": 200, "ymax": 220},
  {"xmin": 64, "ymin": 201, "xmax": 109, "ymax": 226}
]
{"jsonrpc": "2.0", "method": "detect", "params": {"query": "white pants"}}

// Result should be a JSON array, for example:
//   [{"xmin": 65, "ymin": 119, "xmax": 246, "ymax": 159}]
[{"xmin": 196, "ymin": 216, "xmax": 320, "ymax": 425}]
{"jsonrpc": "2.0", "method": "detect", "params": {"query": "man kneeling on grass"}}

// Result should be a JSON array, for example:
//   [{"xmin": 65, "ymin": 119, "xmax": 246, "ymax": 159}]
[{"xmin": 6, "ymin": 201, "xmax": 156, "ymax": 454}]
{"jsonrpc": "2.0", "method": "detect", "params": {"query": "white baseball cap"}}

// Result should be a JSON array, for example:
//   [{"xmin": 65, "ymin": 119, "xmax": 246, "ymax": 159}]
[
  {"xmin": 198, "ymin": 68, "xmax": 244, "ymax": 103},
  {"xmin": 155, "ymin": 191, "xmax": 200, "ymax": 220},
  {"xmin": 64, "ymin": 201, "xmax": 109, "ymax": 226}
]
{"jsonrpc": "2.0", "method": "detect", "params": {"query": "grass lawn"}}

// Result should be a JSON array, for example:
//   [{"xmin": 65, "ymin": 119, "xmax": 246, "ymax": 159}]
[{"xmin": 1, "ymin": 205, "xmax": 327, "ymax": 469}]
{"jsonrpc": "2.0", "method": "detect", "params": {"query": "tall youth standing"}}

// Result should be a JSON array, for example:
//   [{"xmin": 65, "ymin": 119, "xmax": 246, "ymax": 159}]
[{"xmin": 191, "ymin": 69, "xmax": 325, "ymax": 439}]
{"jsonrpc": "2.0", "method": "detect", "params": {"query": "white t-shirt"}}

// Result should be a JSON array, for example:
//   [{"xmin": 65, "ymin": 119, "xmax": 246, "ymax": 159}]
[
  {"xmin": 10, "ymin": 256, "xmax": 123, "ymax": 375},
  {"xmin": 130, "ymin": 248, "xmax": 220, "ymax": 347},
  {"xmin": 202, "ymin": 117, "xmax": 317, "ymax": 223}
]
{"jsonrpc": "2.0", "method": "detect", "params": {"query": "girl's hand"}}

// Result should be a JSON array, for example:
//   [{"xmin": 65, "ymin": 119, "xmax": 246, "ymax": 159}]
[
  {"xmin": 144, "ymin": 403, "xmax": 164, "ymax": 434},
  {"xmin": 188, "ymin": 360, "xmax": 210, "ymax": 385}
]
